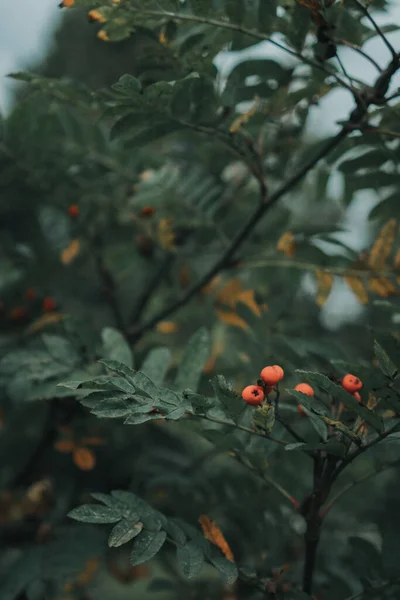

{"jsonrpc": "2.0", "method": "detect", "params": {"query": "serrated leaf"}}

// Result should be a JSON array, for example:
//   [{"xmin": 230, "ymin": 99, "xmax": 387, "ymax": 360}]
[
  {"xmin": 343, "ymin": 275, "xmax": 369, "ymax": 304},
  {"xmin": 211, "ymin": 375, "xmax": 244, "ymax": 423},
  {"xmin": 133, "ymin": 371, "xmax": 159, "ymax": 398},
  {"xmin": 315, "ymin": 270, "xmax": 334, "ymax": 307},
  {"xmin": 101, "ymin": 327, "xmax": 133, "ymax": 368},
  {"xmin": 320, "ymin": 416, "xmax": 362, "ymax": 446},
  {"xmin": 111, "ymin": 73, "xmax": 142, "ymax": 95},
  {"xmin": 99, "ymin": 359, "xmax": 136, "ymax": 380},
  {"xmin": 374, "ymin": 340, "xmax": 398, "ymax": 379},
  {"xmin": 68, "ymin": 504, "xmax": 121, "ymax": 524},
  {"xmin": 368, "ymin": 219, "xmax": 397, "ymax": 269},
  {"xmin": 175, "ymin": 328, "xmax": 210, "ymax": 391},
  {"xmin": 109, "ymin": 519, "xmax": 143, "ymax": 547},
  {"xmin": 177, "ymin": 542, "xmax": 205, "ymax": 578},
  {"xmin": 209, "ymin": 555, "xmax": 238, "ymax": 584},
  {"xmin": 130, "ymin": 530, "xmax": 167, "ymax": 566},
  {"xmin": 141, "ymin": 347, "xmax": 171, "ymax": 386},
  {"xmin": 285, "ymin": 441, "xmax": 347, "ymax": 457},
  {"xmin": 288, "ymin": 389, "xmax": 330, "ymax": 417}
]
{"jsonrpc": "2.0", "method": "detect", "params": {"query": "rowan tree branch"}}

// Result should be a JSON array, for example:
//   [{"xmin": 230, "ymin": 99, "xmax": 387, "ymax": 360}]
[{"xmin": 352, "ymin": 0, "xmax": 397, "ymax": 58}]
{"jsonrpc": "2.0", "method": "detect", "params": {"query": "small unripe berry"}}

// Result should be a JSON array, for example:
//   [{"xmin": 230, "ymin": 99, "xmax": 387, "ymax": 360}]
[
  {"xmin": 43, "ymin": 297, "xmax": 56, "ymax": 313},
  {"xmin": 260, "ymin": 365, "xmax": 284, "ymax": 386},
  {"xmin": 241, "ymin": 385, "xmax": 265, "ymax": 406},
  {"xmin": 68, "ymin": 204, "xmax": 79, "ymax": 218},
  {"xmin": 294, "ymin": 383, "xmax": 314, "ymax": 397},
  {"xmin": 353, "ymin": 391, "xmax": 362, "ymax": 403},
  {"xmin": 342, "ymin": 373, "xmax": 362, "ymax": 393}
]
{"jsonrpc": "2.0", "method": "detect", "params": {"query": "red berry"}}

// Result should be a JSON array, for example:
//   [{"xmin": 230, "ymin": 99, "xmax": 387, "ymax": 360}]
[
  {"xmin": 353, "ymin": 391, "xmax": 362, "ymax": 403},
  {"xmin": 68, "ymin": 204, "xmax": 79, "ymax": 218},
  {"xmin": 43, "ymin": 297, "xmax": 56, "ymax": 312},
  {"xmin": 10, "ymin": 306, "xmax": 27, "ymax": 321},
  {"xmin": 342, "ymin": 373, "xmax": 362, "ymax": 393},
  {"xmin": 241, "ymin": 385, "xmax": 265, "ymax": 406},
  {"xmin": 25, "ymin": 288, "xmax": 36, "ymax": 301},
  {"xmin": 141, "ymin": 206, "xmax": 155, "ymax": 217},
  {"xmin": 294, "ymin": 383, "xmax": 315, "ymax": 397},
  {"xmin": 260, "ymin": 365, "xmax": 284, "ymax": 386}
]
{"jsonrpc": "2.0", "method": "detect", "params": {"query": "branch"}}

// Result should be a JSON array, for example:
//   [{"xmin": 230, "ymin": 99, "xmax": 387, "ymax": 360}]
[
  {"xmin": 332, "ymin": 421, "xmax": 400, "ymax": 481},
  {"xmin": 343, "ymin": 578, "xmax": 400, "ymax": 600},
  {"xmin": 92, "ymin": 235, "xmax": 126, "ymax": 334},
  {"xmin": 126, "ymin": 7, "xmax": 356, "ymax": 94},
  {"xmin": 352, "ymin": 0, "xmax": 397, "ymax": 58},
  {"xmin": 335, "ymin": 38, "xmax": 382, "ymax": 73},
  {"xmin": 127, "ymin": 43, "xmax": 399, "ymax": 343},
  {"xmin": 192, "ymin": 412, "xmax": 289, "ymax": 445},
  {"xmin": 129, "ymin": 253, "xmax": 175, "ymax": 327}
]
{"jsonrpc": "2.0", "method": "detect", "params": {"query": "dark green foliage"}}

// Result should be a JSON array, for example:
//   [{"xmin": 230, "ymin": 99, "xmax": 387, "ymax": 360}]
[{"xmin": 1, "ymin": 1, "xmax": 400, "ymax": 599}]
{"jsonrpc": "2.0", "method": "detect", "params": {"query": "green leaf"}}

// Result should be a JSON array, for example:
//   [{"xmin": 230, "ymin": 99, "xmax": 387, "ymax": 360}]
[
  {"xmin": 209, "ymin": 555, "xmax": 238, "ymax": 584},
  {"xmin": 176, "ymin": 541, "xmax": 205, "ymax": 578},
  {"xmin": 224, "ymin": 0, "xmax": 245, "ymax": 24},
  {"xmin": 175, "ymin": 328, "xmax": 210, "ymax": 391},
  {"xmin": 42, "ymin": 334, "xmax": 78, "ymax": 366},
  {"xmin": 130, "ymin": 530, "xmax": 167, "ymax": 566},
  {"xmin": 111, "ymin": 74, "xmax": 142, "ymax": 95},
  {"xmin": 285, "ymin": 441, "xmax": 347, "ymax": 458},
  {"xmin": 141, "ymin": 347, "xmax": 171, "ymax": 386},
  {"xmin": 211, "ymin": 374, "xmax": 244, "ymax": 423},
  {"xmin": 101, "ymin": 327, "xmax": 133, "ymax": 368},
  {"xmin": 68, "ymin": 504, "xmax": 121, "ymax": 524},
  {"xmin": 109, "ymin": 519, "xmax": 143, "ymax": 548},
  {"xmin": 287, "ymin": 389, "xmax": 330, "ymax": 417},
  {"xmin": 295, "ymin": 371, "xmax": 384, "ymax": 434},
  {"xmin": 374, "ymin": 340, "xmax": 398, "ymax": 379},
  {"xmin": 133, "ymin": 371, "xmax": 159, "ymax": 398},
  {"xmin": 99, "ymin": 359, "xmax": 137, "ymax": 381}
]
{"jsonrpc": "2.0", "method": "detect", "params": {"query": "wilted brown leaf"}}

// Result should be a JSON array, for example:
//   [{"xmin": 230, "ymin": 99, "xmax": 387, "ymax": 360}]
[
  {"xmin": 26, "ymin": 312, "xmax": 64, "ymax": 334},
  {"xmin": 215, "ymin": 308, "xmax": 248, "ymax": 331},
  {"xmin": 61, "ymin": 239, "xmax": 80, "ymax": 265},
  {"xmin": 199, "ymin": 515, "xmax": 234, "ymax": 562},
  {"xmin": 54, "ymin": 440, "xmax": 75, "ymax": 454},
  {"xmin": 368, "ymin": 219, "xmax": 397, "ymax": 269},
  {"xmin": 277, "ymin": 231, "xmax": 296, "ymax": 258},
  {"xmin": 343, "ymin": 275, "xmax": 368, "ymax": 304},
  {"xmin": 368, "ymin": 277, "xmax": 398, "ymax": 297},
  {"xmin": 315, "ymin": 270, "xmax": 334, "ymax": 307},
  {"xmin": 158, "ymin": 218, "xmax": 176, "ymax": 250}
]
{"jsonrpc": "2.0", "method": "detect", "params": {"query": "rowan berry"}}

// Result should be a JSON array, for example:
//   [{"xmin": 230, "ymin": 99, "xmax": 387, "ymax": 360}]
[
  {"xmin": 294, "ymin": 383, "xmax": 315, "ymax": 397},
  {"xmin": 67, "ymin": 204, "xmax": 79, "ymax": 218},
  {"xmin": 353, "ymin": 391, "xmax": 362, "ymax": 403},
  {"xmin": 260, "ymin": 365, "xmax": 284, "ymax": 386},
  {"xmin": 241, "ymin": 385, "xmax": 265, "ymax": 406},
  {"xmin": 141, "ymin": 206, "xmax": 155, "ymax": 217},
  {"xmin": 43, "ymin": 297, "xmax": 56, "ymax": 312},
  {"xmin": 342, "ymin": 373, "xmax": 362, "ymax": 393}
]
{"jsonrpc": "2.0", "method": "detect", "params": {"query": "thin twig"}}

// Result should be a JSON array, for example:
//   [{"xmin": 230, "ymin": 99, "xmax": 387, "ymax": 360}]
[
  {"xmin": 126, "ymin": 6, "xmax": 356, "ymax": 95},
  {"xmin": 129, "ymin": 254, "xmax": 175, "ymax": 326},
  {"xmin": 192, "ymin": 412, "xmax": 289, "ymax": 445},
  {"xmin": 92, "ymin": 235, "xmax": 126, "ymax": 333},
  {"xmin": 335, "ymin": 38, "xmax": 382, "ymax": 72},
  {"xmin": 352, "ymin": 0, "xmax": 397, "ymax": 58}
]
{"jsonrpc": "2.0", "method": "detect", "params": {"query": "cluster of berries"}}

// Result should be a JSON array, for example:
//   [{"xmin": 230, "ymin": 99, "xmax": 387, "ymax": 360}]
[{"xmin": 241, "ymin": 367, "xmax": 363, "ymax": 411}]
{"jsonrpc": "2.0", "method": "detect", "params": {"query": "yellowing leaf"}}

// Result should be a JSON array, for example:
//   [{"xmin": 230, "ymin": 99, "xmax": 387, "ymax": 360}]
[
  {"xmin": 73, "ymin": 447, "xmax": 96, "ymax": 471},
  {"xmin": 158, "ymin": 218, "xmax": 176, "ymax": 250},
  {"xmin": 26, "ymin": 312, "xmax": 64, "ymax": 334},
  {"xmin": 368, "ymin": 277, "xmax": 398, "ymax": 297},
  {"xmin": 159, "ymin": 31, "xmax": 168, "ymax": 46},
  {"xmin": 55, "ymin": 440, "xmax": 75, "ymax": 454},
  {"xmin": 394, "ymin": 248, "xmax": 400, "ymax": 270},
  {"xmin": 76, "ymin": 559, "xmax": 99, "ymax": 585},
  {"xmin": 201, "ymin": 275, "xmax": 222, "ymax": 296},
  {"xmin": 368, "ymin": 219, "xmax": 397, "ymax": 269},
  {"xmin": 315, "ymin": 270, "xmax": 334, "ymax": 307},
  {"xmin": 229, "ymin": 97, "xmax": 260, "ymax": 134},
  {"xmin": 215, "ymin": 308, "xmax": 248, "ymax": 330},
  {"xmin": 61, "ymin": 239, "xmax": 80, "ymax": 265},
  {"xmin": 203, "ymin": 340, "xmax": 224, "ymax": 374},
  {"xmin": 216, "ymin": 279, "xmax": 243, "ymax": 307},
  {"xmin": 277, "ymin": 231, "xmax": 296, "ymax": 258},
  {"xmin": 156, "ymin": 321, "xmax": 179, "ymax": 334},
  {"xmin": 343, "ymin": 275, "xmax": 368, "ymax": 304},
  {"xmin": 237, "ymin": 289, "xmax": 264, "ymax": 316},
  {"xmin": 199, "ymin": 515, "xmax": 234, "ymax": 562}
]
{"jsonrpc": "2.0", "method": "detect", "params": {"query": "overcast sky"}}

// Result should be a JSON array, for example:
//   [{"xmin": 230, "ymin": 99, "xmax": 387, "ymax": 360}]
[{"xmin": 1, "ymin": 0, "xmax": 399, "ymax": 327}]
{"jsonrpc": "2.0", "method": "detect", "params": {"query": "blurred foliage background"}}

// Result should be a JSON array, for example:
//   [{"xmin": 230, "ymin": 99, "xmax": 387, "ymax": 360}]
[{"xmin": 1, "ymin": 1, "xmax": 400, "ymax": 599}]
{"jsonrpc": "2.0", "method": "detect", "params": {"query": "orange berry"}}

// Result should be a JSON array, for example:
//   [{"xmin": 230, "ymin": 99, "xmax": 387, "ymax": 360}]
[
  {"xmin": 342, "ymin": 373, "xmax": 362, "ymax": 393},
  {"xmin": 353, "ymin": 391, "xmax": 362, "ymax": 403},
  {"xmin": 25, "ymin": 288, "xmax": 36, "ymax": 301},
  {"xmin": 10, "ymin": 306, "xmax": 27, "ymax": 321},
  {"xmin": 260, "ymin": 365, "xmax": 284, "ymax": 386},
  {"xmin": 294, "ymin": 383, "xmax": 315, "ymax": 397},
  {"xmin": 43, "ymin": 297, "xmax": 56, "ymax": 313},
  {"xmin": 297, "ymin": 404, "xmax": 306, "ymax": 416},
  {"xmin": 241, "ymin": 385, "xmax": 265, "ymax": 406},
  {"xmin": 141, "ymin": 206, "xmax": 155, "ymax": 217},
  {"xmin": 59, "ymin": 0, "xmax": 74, "ymax": 7},
  {"xmin": 68, "ymin": 204, "xmax": 79, "ymax": 218}
]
